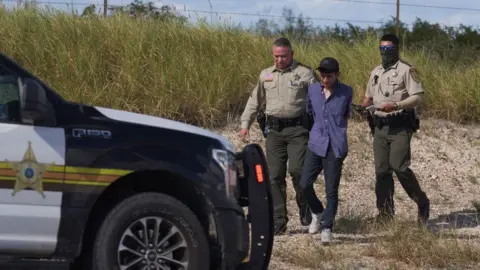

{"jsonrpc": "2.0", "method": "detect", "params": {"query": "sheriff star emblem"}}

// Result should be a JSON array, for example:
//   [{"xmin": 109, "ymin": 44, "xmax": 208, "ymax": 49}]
[{"xmin": 7, "ymin": 141, "xmax": 51, "ymax": 198}]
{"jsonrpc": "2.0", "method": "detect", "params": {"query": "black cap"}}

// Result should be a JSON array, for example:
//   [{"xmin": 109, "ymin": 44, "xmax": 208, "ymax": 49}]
[{"xmin": 316, "ymin": 57, "xmax": 339, "ymax": 73}]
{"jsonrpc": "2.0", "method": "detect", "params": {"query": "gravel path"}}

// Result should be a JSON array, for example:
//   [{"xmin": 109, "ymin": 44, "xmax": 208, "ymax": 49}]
[{"xmin": 216, "ymin": 117, "xmax": 480, "ymax": 269}]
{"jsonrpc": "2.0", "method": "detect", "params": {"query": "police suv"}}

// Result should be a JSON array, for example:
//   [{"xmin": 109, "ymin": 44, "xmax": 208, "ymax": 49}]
[{"xmin": 0, "ymin": 52, "xmax": 274, "ymax": 270}]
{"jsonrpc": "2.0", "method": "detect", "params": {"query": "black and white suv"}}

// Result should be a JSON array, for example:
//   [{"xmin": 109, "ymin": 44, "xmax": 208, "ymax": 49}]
[{"xmin": 0, "ymin": 52, "xmax": 274, "ymax": 270}]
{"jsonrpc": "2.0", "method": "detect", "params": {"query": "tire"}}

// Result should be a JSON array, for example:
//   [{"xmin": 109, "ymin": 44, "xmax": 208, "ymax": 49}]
[{"xmin": 91, "ymin": 192, "xmax": 210, "ymax": 270}]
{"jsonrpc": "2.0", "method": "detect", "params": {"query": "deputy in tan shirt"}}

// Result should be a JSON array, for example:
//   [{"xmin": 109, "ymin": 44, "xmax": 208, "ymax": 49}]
[
  {"xmin": 239, "ymin": 37, "xmax": 316, "ymax": 235},
  {"xmin": 360, "ymin": 33, "xmax": 430, "ymax": 226}
]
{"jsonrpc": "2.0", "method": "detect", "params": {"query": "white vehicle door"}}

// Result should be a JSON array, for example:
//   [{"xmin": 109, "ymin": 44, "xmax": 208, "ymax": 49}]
[{"xmin": 0, "ymin": 61, "xmax": 65, "ymax": 257}]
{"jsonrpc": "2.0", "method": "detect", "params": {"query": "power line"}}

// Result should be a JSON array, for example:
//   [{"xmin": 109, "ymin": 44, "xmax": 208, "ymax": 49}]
[
  {"xmin": 5, "ymin": 0, "xmax": 476, "ymax": 27},
  {"xmin": 1, "ymin": 0, "xmax": 93, "ymax": 5},
  {"xmin": 0, "ymin": 0, "xmax": 389, "ymax": 24},
  {"xmin": 175, "ymin": 9, "xmax": 386, "ymax": 24},
  {"xmin": 3, "ymin": 0, "xmax": 479, "ymax": 13},
  {"xmin": 329, "ymin": 0, "xmax": 480, "ymax": 12}
]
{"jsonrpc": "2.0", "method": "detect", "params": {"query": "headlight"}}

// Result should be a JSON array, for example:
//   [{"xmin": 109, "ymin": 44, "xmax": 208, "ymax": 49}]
[{"xmin": 212, "ymin": 149, "xmax": 238, "ymax": 201}]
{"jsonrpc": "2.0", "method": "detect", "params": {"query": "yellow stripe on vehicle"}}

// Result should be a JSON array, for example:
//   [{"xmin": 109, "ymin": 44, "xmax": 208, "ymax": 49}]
[
  {"xmin": 46, "ymin": 165, "xmax": 68, "ymax": 173},
  {"xmin": 64, "ymin": 166, "xmax": 132, "ymax": 176},
  {"xmin": 0, "ymin": 176, "xmax": 63, "ymax": 184},
  {"xmin": 0, "ymin": 162, "xmax": 64, "ymax": 172},
  {"xmin": 0, "ymin": 162, "xmax": 132, "ymax": 176},
  {"xmin": 63, "ymin": 180, "xmax": 110, "ymax": 186},
  {"xmin": 0, "ymin": 175, "xmax": 113, "ymax": 186},
  {"xmin": 0, "ymin": 162, "xmax": 132, "ymax": 187}
]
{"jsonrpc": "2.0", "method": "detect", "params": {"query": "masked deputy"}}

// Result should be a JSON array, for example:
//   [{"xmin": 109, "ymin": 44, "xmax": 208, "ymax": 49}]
[
  {"xmin": 239, "ymin": 37, "xmax": 316, "ymax": 235},
  {"xmin": 360, "ymin": 33, "xmax": 430, "ymax": 225}
]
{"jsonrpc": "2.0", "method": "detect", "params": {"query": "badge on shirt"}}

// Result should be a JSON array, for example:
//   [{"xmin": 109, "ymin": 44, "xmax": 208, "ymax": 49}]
[
  {"xmin": 289, "ymin": 80, "xmax": 300, "ymax": 87},
  {"xmin": 264, "ymin": 73, "xmax": 273, "ymax": 82}
]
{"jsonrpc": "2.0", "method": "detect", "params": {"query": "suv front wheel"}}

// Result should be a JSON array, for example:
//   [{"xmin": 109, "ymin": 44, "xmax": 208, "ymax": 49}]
[{"xmin": 91, "ymin": 192, "xmax": 210, "ymax": 270}]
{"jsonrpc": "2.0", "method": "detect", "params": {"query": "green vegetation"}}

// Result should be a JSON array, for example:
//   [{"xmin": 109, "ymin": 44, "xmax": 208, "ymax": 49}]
[{"xmin": 0, "ymin": 6, "xmax": 479, "ymax": 128}]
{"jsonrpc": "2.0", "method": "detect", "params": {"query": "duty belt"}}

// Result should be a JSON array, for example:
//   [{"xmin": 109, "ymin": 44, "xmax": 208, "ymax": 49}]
[
  {"xmin": 373, "ymin": 110, "xmax": 418, "ymax": 130},
  {"xmin": 373, "ymin": 117, "xmax": 400, "ymax": 128},
  {"xmin": 266, "ymin": 115, "xmax": 302, "ymax": 129}
]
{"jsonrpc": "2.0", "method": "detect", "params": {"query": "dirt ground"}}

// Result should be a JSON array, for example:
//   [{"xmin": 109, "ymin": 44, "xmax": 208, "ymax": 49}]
[{"xmin": 216, "ymin": 117, "xmax": 480, "ymax": 270}]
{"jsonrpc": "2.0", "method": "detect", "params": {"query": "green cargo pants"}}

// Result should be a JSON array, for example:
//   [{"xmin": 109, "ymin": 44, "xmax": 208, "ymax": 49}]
[
  {"xmin": 373, "ymin": 125, "xmax": 429, "ymax": 217},
  {"xmin": 265, "ymin": 125, "xmax": 309, "ymax": 227}
]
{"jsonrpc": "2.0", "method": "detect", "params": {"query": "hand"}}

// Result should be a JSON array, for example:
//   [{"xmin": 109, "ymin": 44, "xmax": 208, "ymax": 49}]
[
  {"xmin": 239, "ymin": 128, "xmax": 249, "ymax": 142},
  {"xmin": 379, "ymin": 102, "xmax": 395, "ymax": 112},
  {"xmin": 354, "ymin": 103, "xmax": 370, "ymax": 116},
  {"xmin": 351, "ymin": 104, "xmax": 364, "ymax": 112}
]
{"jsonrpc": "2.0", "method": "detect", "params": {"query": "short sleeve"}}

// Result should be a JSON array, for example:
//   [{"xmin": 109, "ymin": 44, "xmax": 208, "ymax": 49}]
[
  {"xmin": 404, "ymin": 67, "xmax": 424, "ymax": 96},
  {"xmin": 365, "ymin": 70, "xmax": 376, "ymax": 98}
]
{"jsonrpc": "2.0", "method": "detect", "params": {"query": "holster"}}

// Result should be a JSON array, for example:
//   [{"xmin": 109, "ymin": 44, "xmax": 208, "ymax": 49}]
[
  {"xmin": 265, "ymin": 115, "xmax": 302, "ymax": 133},
  {"xmin": 256, "ymin": 110, "xmax": 267, "ymax": 138},
  {"xmin": 256, "ymin": 99, "xmax": 268, "ymax": 138},
  {"xmin": 409, "ymin": 110, "xmax": 420, "ymax": 132},
  {"xmin": 372, "ymin": 109, "xmax": 420, "ymax": 132},
  {"xmin": 367, "ymin": 114, "xmax": 375, "ymax": 136}
]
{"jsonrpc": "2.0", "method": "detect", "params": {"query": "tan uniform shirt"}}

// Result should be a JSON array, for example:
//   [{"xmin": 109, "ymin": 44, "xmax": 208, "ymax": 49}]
[
  {"xmin": 240, "ymin": 60, "xmax": 316, "ymax": 129},
  {"xmin": 365, "ymin": 59, "xmax": 423, "ymax": 117}
]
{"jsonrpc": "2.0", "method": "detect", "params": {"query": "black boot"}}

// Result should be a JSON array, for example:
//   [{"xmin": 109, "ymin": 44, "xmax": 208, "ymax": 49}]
[
  {"xmin": 274, "ymin": 220, "xmax": 287, "ymax": 235},
  {"xmin": 299, "ymin": 205, "xmax": 312, "ymax": 226},
  {"xmin": 417, "ymin": 199, "xmax": 430, "ymax": 226}
]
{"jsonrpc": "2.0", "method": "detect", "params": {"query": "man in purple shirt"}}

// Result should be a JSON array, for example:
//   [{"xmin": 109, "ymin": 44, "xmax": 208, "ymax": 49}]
[{"xmin": 299, "ymin": 57, "xmax": 353, "ymax": 244}]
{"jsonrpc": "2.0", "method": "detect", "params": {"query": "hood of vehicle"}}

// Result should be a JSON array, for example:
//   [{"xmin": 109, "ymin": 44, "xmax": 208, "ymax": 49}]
[{"xmin": 94, "ymin": 106, "xmax": 235, "ymax": 152}]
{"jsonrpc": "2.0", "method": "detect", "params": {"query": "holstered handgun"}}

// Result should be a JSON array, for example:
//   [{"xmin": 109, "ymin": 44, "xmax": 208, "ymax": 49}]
[
  {"xmin": 366, "ymin": 113, "xmax": 375, "ymax": 136},
  {"xmin": 256, "ymin": 109, "xmax": 267, "ymax": 138},
  {"xmin": 403, "ymin": 108, "xmax": 420, "ymax": 132},
  {"xmin": 256, "ymin": 96, "xmax": 268, "ymax": 137}
]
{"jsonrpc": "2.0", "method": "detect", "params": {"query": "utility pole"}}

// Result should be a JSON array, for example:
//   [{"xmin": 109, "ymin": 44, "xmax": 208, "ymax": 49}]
[
  {"xmin": 396, "ymin": 0, "xmax": 400, "ymax": 36},
  {"xmin": 208, "ymin": 0, "xmax": 212, "ymax": 24},
  {"xmin": 104, "ymin": 0, "xmax": 107, "ymax": 17}
]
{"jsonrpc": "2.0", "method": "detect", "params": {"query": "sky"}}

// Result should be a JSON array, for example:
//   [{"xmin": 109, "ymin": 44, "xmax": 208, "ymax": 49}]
[{"xmin": 3, "ymin": 0, "xmax": 480, "ymax": 30}]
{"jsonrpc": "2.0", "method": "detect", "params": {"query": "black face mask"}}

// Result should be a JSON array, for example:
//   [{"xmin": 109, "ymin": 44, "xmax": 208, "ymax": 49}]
[{"xmin": 381, "ymin": 49, "xmax": 399, "ymax": 68}]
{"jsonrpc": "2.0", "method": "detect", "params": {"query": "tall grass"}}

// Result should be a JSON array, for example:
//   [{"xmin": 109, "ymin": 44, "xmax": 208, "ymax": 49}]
[{"xmin": 0, "ymin": 7, "xmax": 479, "ymax": 128}]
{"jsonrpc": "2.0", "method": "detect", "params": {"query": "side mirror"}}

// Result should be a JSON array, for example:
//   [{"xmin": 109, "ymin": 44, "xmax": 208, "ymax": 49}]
[{"xmin": 20, "ymin": 78, "xmax": 48, "ymax": 122}]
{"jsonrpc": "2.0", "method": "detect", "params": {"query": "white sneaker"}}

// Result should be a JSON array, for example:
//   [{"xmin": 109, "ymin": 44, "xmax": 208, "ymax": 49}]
[
  {"xmin": 321, "ymin": 228, "xmax": 333, "ymax": 244},
  {"xmin": 308, "ymin": 212, "xmax": 323, "ymax": 234}
]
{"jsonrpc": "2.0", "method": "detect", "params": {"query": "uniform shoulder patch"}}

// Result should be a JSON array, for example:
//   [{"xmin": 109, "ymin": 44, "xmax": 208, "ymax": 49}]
[{"xmin": 409, "ymin": 67, "xmax": 420, "ymax": 83}]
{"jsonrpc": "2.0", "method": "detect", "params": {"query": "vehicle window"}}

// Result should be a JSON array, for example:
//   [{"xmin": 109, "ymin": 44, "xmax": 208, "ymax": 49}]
[{"xmin": 0, "ymin": 65, "xmax": 21, "ymax": 123}]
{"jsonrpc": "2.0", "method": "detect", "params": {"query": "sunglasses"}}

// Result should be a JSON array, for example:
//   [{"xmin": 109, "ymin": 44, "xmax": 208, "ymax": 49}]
[{"xmin": 379, "ymin": 45, "xmax": 395, "ymax": 51}]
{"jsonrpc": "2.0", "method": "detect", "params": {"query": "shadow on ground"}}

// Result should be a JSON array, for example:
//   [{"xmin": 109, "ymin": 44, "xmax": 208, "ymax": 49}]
[
  {"xmin": 283, "ymin": 209, "xmax": 480, "ymax": 245},
  {"xmin": 428, "ymin": 209, "xmax": 480, "ymax": 230}
]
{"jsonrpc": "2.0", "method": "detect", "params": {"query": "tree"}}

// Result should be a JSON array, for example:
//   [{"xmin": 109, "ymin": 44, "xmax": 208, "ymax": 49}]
[
  {"xmin": 81, "ymin": 4, "xmax": 97, "ymax": 17},
  {"xmin": 107, "ymin": 0, "xmax": 187, "ymax": 24}
]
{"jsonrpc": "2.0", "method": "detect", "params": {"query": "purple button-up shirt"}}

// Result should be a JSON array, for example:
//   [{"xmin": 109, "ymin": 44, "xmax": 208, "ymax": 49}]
[{"xmin": 307, "ymin": 81, "xmax": 353, "ymax": 158}]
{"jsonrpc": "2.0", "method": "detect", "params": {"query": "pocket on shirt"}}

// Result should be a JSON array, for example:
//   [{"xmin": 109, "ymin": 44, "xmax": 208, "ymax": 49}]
[
  {"xmin": 330, "ymin": 97, "xmax": 348, "ymax": 126},
  {"xmin": 287, "ymin": 82, "xmax": 306, "ymax": 105},
  {"xmin": 264, "ymin": 81, "xmax": 279, "ymax": 105},
  {"xmin": 386, "ymin": 77, "xmax": 406, "ymax": 100},
  {"xmin": 331, "ymin": 96, "xmax": 347, "ymax": 114}
]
